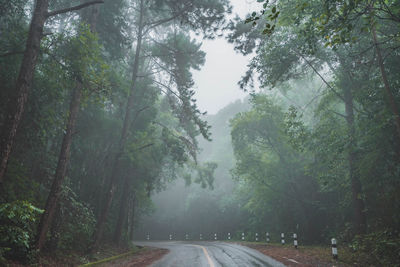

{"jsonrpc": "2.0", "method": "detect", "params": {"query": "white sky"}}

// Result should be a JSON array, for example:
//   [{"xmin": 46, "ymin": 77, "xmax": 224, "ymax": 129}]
[{"xmin": 192, "ymin": 0, "xmax": 260, "ymax": 115}]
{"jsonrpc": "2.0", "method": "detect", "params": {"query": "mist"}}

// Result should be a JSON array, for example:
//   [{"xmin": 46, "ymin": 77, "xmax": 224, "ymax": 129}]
[{"xmin": 1, "ymin": 0, "xmax": 400, "ymax": 266}]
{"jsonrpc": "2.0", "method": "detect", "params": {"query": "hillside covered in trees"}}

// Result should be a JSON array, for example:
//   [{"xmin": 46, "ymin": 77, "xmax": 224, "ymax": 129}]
[{"xmin": 1, "ymin": 0, "xmax": 400, "ymax": 266}]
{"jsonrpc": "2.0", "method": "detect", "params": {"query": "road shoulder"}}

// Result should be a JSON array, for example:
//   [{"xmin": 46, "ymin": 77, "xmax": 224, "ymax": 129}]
[
  {"xmin": 237, "ymin": 242, "xmax": 351, "ymax": 267},
  {"xmin": 80, "ymin": 247, "xmax": 169, "ymax": 267}
]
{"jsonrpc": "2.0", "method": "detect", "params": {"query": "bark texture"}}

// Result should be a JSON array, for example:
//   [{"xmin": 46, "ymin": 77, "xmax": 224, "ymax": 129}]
[
  {"xmin": 0, "ymin": 0, "xmax": 49, "ymax": 183},
  {"xmin": 113, "ymin": 174, "xmax": 132, "ymax": 244},
  {"xmin": 91, "ymin": 0, "xmax": 145, "ymax": 249},
  {"xmin": 35, "ymin": 85, "xmax": 82, "ymax": 250},
  {"xmin": 371, "ymin": 26, "xmax": 400, "ymax": 151},
  {"xmin": 0, "ymin": 0, "xmax": 104, "ymax": 184},
  {"xmin": 128, "ymin": 194, "xmax": 136, "ymax": 241},
  {"xmin": 344, "ymin": 85, "xmax": 367, "ymax": 235}
]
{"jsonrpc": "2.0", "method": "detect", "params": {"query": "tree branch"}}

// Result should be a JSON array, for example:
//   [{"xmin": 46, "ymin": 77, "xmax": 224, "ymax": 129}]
[
  {"xmin": 47, "ymin": 0, "xmax": 104, "ymax": 18},
  {"xmin": 143, "ymin": 4, "xmax": 193, "ymax": 34},
  {"xmin": 293, "ymin": 48, "xmax": 345, "ymax": 102},
  {"xmin": 151, "ymin": 78, "xmax": 183, "ymax": 102},
  {"xmin": 135, "ymin": 143, "xmax": 154, "ymax": 151},
  {"xmin": 331, "ymin": 110, "xmax": 347, "ymax": 119}
]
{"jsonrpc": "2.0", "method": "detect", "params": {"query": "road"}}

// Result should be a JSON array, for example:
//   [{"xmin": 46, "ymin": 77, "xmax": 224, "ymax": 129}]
[{"xmin": 134, "ymin": 241, "xmax": 287, "ymax": 267}]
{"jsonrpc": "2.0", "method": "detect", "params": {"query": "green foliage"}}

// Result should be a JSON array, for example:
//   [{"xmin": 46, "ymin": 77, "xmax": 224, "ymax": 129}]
[
  {"xmin": 0, "ymin": 201, "xmax": 43, "ymax": 262},
  {"xmin": 230, "ymin": 94, "xmax": 328, "ymax": 242},
  {"xmin": 349, "ymin": 230, "xmax": 400, "ymax": 266},
  {"xmin": 43, "ymin": 23, "xmax": 111, "ymax": 100},
  {"xmin": 0, "ymin": 0, "xmax": 234, "ymax": 260},
  {"xmin": 151, "ymin": 31, "xmax": 211, "ymax": 143},
  {"xmin": 244, "ymin": 0, "xmax": 279, "ymax": 36},
  {"xmin": 53, "ymin": 185, "xmax": 96, "ymax": 251},
  {"xmin": 284, "ymin": 106, "xmax": 310, "ymax": 152},
  {"xmin": 229, "ymin": 0, "xmax": 400, "ymax": 256}
]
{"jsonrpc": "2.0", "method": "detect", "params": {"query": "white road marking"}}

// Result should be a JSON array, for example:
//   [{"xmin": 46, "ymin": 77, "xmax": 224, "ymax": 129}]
[{"xmin": 282, "ymin": 256, "xmax": 301, "ymax": 264}]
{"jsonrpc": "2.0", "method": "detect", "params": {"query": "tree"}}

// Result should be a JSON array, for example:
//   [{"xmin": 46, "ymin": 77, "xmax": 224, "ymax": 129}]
[
  {"xmin": 0, "ymin": 0, "xmax": 104, "ymax": 184},
  {"xmin": 92, "ymin": 0, "xmax": 231, "ymax": 248},
  {"xmin": 228, "ymin": 0, "xmax": 400, "ymax": 239},
  {"xmin": 230, "ymin": 95, "xmax": 326, "ymax": 242},
  {"xmin": 35, "ymin": 24, "xmax": 108, "ymax": 250}
]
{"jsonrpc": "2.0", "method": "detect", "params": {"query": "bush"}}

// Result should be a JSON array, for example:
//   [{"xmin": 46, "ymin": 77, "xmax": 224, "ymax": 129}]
[
  {"xmin": 51, "ymin": 185, "xmax": 96, "ymax": 251},
  {"xmin": 349, "ymin": 230, "xmax": 400, "ymax": 266},
  {"xmin": 0, "ymin": 200, "xmax": 43, "ymax": 262}
]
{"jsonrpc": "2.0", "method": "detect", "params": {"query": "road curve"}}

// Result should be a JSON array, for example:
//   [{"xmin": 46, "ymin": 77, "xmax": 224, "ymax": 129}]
[{"xmin": 134, "ymin": 241, "xmax": 287, "ymax": 267}]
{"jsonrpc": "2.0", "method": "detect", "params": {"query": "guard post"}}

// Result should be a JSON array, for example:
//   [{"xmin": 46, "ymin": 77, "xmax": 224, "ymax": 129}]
[{"xmin": 331, "ymin": 238, "xmax": 338, "ymax": 260}]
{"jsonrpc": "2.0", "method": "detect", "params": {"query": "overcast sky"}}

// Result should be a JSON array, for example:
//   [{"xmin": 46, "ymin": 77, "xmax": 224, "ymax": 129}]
[{"xmin": 192, "ymin": 0, "xmax": 259, "ymax": 115}]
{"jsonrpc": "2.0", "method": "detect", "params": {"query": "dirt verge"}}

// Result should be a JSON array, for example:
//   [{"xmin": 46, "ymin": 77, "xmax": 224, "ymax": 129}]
[{"xmin": 239, "ymin": 242, "xmax": 351, "ymax": 267}]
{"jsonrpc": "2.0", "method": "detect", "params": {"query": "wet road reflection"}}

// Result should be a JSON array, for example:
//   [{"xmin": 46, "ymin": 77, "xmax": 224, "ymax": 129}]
[{"xmin": 134, "ymin": 241, "xmax": 287, "ymax": 267}]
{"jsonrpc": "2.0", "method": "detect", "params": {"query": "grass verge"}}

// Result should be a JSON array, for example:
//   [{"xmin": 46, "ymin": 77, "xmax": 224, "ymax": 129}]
[{"xmin": 79, "ymin": 246, "xmax": 143, "ymax": 267}]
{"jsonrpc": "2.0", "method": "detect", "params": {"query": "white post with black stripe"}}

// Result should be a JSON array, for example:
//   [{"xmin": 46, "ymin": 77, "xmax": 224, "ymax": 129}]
[
  {"xmin": 228, "ymin": 233, "xmax": 231, "ymax": 240},
  {"xmin": 214, "ymin": 233, "xmax": 217, "ymax": 240},
  {"xmin": 185, "ymin": 233, "xmax": 188, "ymax": 240},
  {"xmin": 293, "ymin": 233, "xmax": 298, "ymax": 249},
  {"xmin": 242, "ymin": 232, "xmax": 245, "ymax": 240},
  {"xmin": 169, "ymin": 234, "xmax": 172, "ymax": 240},
  {"xmin": 331, "ymin": 238, "xmax": 338, "ymax": 260},
  {"xmin": 266, "ymin": 232, "xmax": 270, "ymax": 243},
  {"xmin": 281, "ymin": 233, "xmax": 285, "ymax": 245},
  {"xmin": 146, "ymin": 234, "xmax": 150, "ymax": 240},
  {"xmin": 255, "ymin": 233, "xmax": 259, "ymax": 242},
  {"xmin": 200, "ymin": 233, "xmax": 202, "ymax": 240}
]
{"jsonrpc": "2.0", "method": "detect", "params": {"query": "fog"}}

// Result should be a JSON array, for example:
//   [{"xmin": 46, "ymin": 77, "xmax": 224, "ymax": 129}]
[
  {"xmin": 134, "ymin": 99, "xmax": 250, "ymax": 240},
  {"xmin": 192, "ymin": 0, "xmax": 258, "ymax": 114},
  {"xmin": 1, "ymin": 0, "xmax": 399, "ymax": 265}
]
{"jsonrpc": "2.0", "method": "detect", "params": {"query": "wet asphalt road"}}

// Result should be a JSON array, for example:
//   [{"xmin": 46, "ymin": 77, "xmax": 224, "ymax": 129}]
[{"xmin": 135, "ymin": 241, "xmax": 287, "ymax": 267}]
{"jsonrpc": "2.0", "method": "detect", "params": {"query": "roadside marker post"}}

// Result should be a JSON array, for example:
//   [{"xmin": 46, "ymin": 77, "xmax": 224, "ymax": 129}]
[
  {"xmin": 293, "ymin": 233, "xmax": 298, "ymax": 249},
  {"xmin": 242, "ymin": 232, "xmax": 245, "ymax": 241},
  {"xmin": 228, "ymin": 233, "xmax": 231, "ymax": 240},
  {"xmin": 146, "ymin": 234, "xmax": 150, "ymax": 240},
  {"xmin": 185, "ymin": 234, "xmax": 188, "ymax": 240},
  {"xmin": 331, "ymin": 238, "xmax": 338, "ymax": 260},
  {"xmin": 214, "ymin": 233, "xmax": 217, "ymax": 240},
  {"xmin": 200, "ymin": 233, "xmax": 202, "ymax": 240},
  {"xmin": 281, "ymin": 233, "xmax": 285, "ymax": 245},
  {"xmin": 255, "ymin": 233, "xmax": 259, "ymax": 242},
  {"xmin": 266, "ymin": 232, "xmax": 270, "ymax": 243}
]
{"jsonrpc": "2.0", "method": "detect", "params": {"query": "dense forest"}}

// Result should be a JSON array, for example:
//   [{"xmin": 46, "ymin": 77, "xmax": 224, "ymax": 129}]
[
  {"xmin": 1, "ymin": 0, "xmax": 400, "ymax": 266},
  {"xmin": 0, "ymin": 0, "xmax": 230, "ymax": 264}
]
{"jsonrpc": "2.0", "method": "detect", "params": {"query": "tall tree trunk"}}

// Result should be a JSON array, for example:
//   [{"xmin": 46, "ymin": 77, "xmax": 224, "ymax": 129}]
[
  {"xmin": 0, "ymin": 0, "xmax": 104, "ymax": 184},
  {"xmin": 113, "ymin": 175, "xmax": 132, "ymax": 245},
  {"xmin": 0, "ymin": 0, "xmax": 49, "ymax": 183},
  {"xmin": 343, "ymin": 85, "xmax": 367, "ymax": 235},
  {"xmin": 128, "ymin": 194, "xmax": 136, "ymax": 241},
  {"xmin": 35, "ymin": 84, "xmax": 83, "ymax": 251},
  {"xmin": 47, "ymin": 202, "xmax": 62, "ymax": 252},
  {"xmin": 371, "ymin": 21, "xmax": 400, "ymax": 151},
  {"xmin": 35, "ymin": 1, "xmax": 103, "ymax": 250},
  {"xmin": 91, "ymin": 0, "xmax": 145, "ymax": 250}
]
